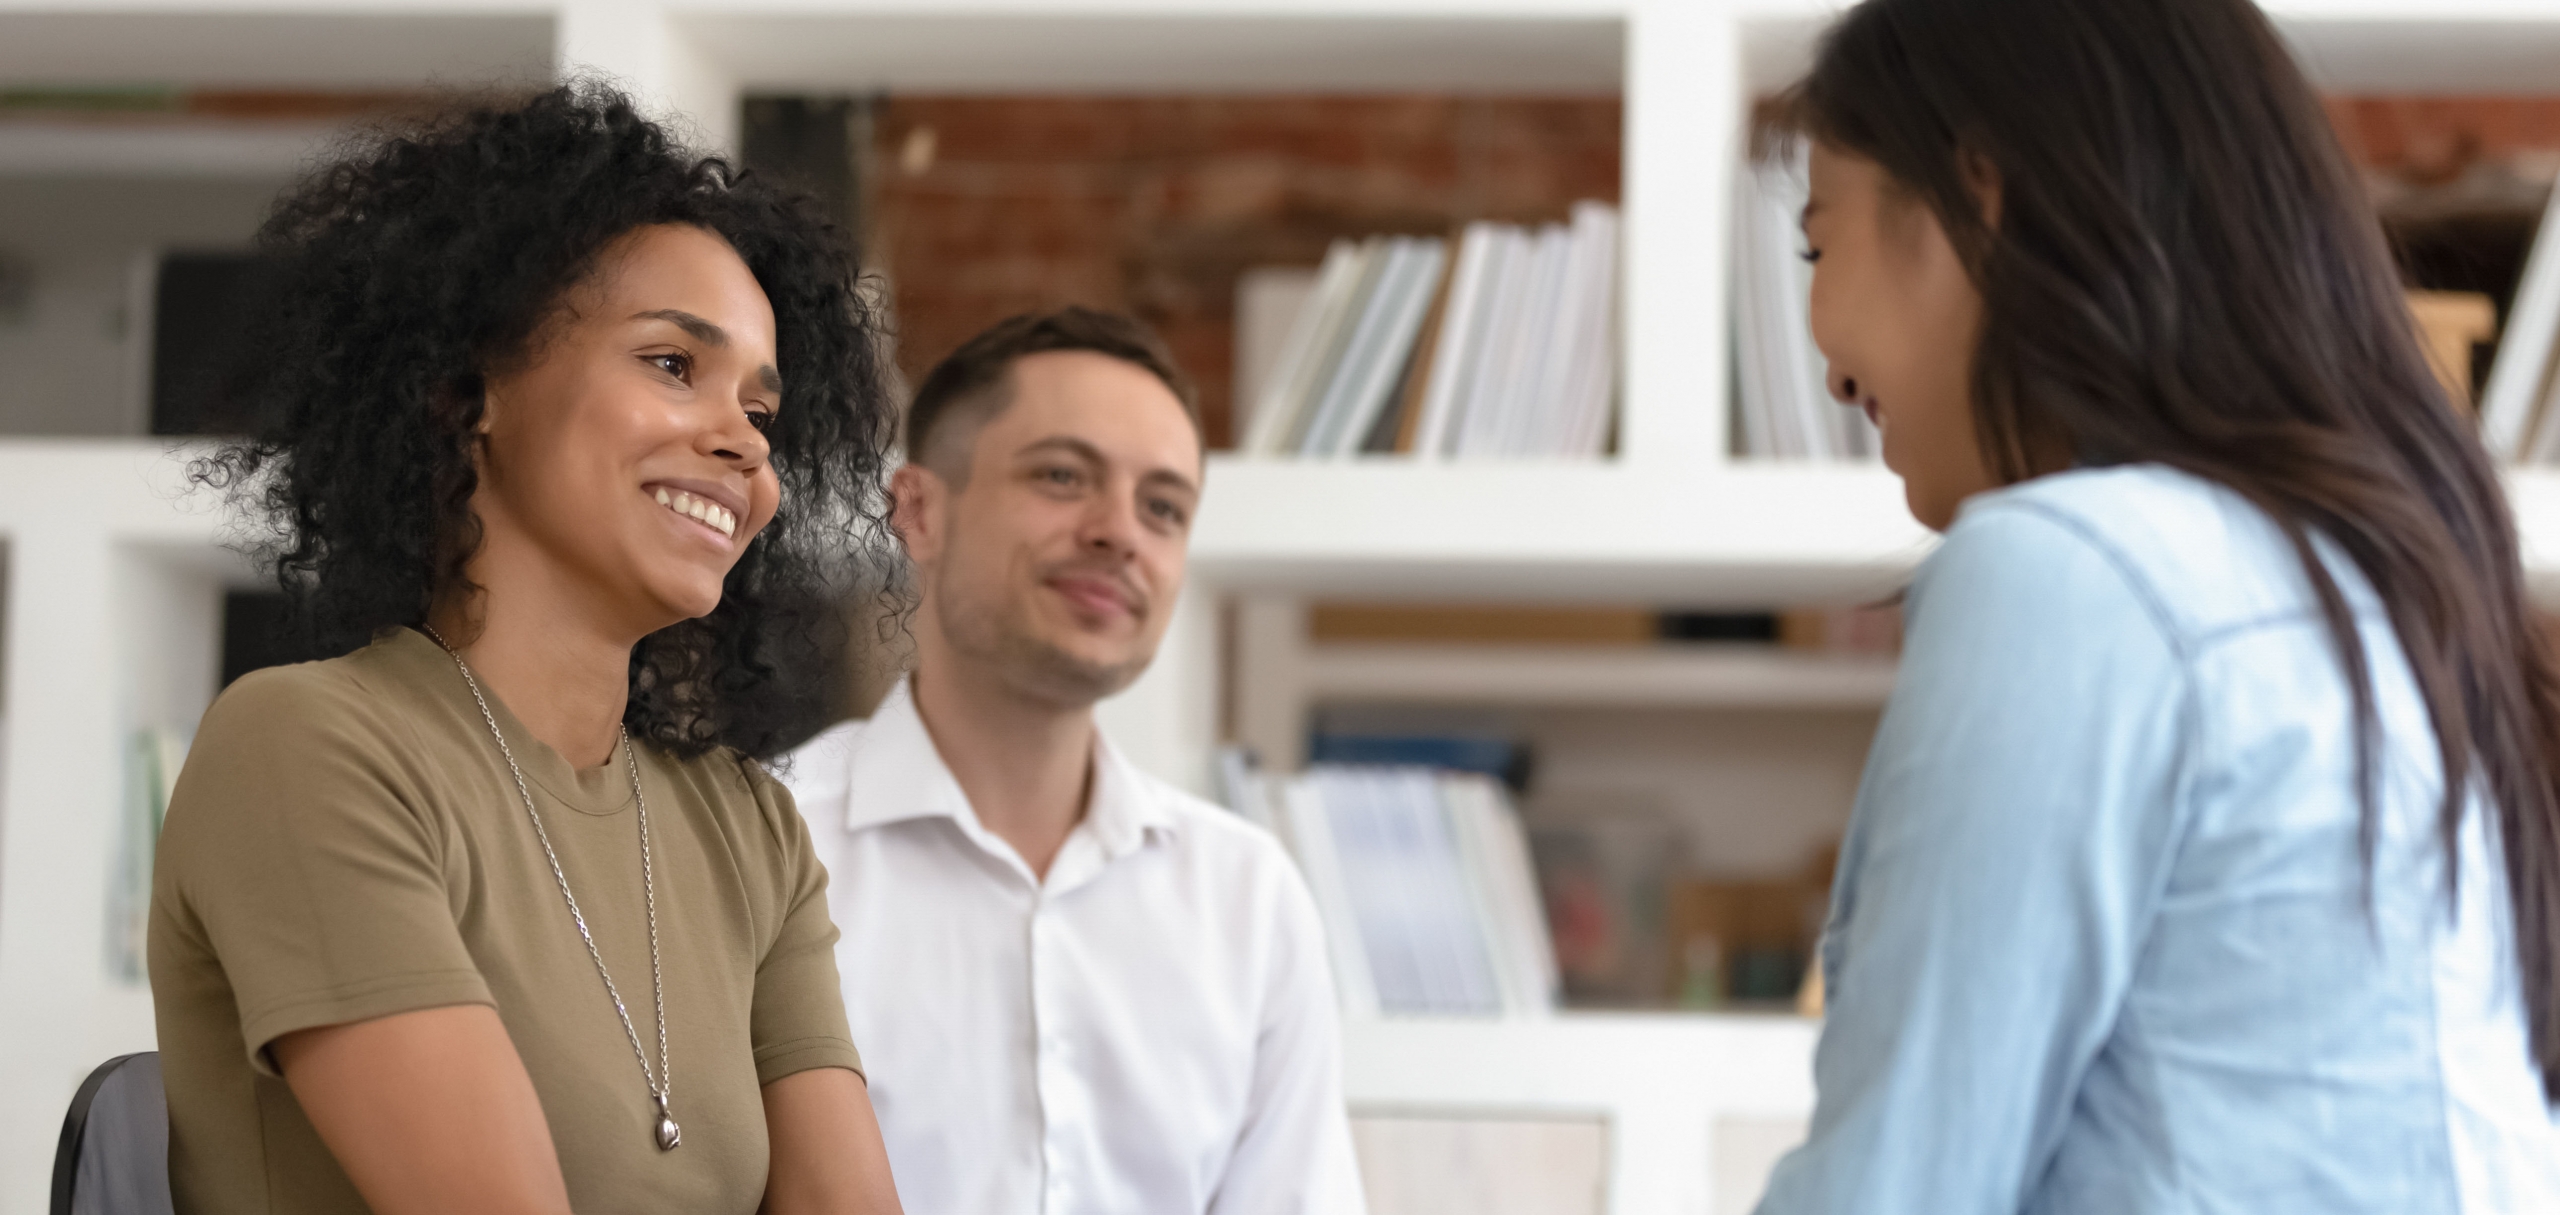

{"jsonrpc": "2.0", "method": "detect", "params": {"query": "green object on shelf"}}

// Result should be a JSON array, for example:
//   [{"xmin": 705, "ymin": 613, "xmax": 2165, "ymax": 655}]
[
  {"xmin": 1678, "ymin": 936, "xmax": 1725, "ymax": 1010},
  {"xmin": 108, "ymin": 727, "xmax": 188, "ymax": 984},
  {"xmin": 0, "ymin": 88, "xmax": 183, "ymax": 114},
  {"xmin": 1731, "ymin": 945, "xmax": 1806, "ymax": 1004}
]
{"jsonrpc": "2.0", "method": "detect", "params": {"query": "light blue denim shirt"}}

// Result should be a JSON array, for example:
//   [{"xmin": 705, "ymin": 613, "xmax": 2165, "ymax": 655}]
[{"xmin": 1755, "ymin": 465, "xmax": 2560, "ymax": 1215}]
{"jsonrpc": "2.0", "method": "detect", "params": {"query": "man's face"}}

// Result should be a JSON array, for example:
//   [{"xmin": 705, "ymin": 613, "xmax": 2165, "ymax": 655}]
[{"xmin": 899, "ymin": 350, "xmax": 1203, "ymax": 708}]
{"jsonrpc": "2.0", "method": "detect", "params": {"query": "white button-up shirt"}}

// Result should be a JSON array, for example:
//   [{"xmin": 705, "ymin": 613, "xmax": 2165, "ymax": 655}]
[{"xmin": 781, "ymin": 682, "xmax": 1366, "ymax": 1215}]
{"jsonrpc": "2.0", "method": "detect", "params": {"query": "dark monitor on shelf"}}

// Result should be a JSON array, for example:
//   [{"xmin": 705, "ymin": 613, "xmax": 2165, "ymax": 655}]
[
  {"xmin": 218, "ymin": 587, "xmax": 867, "ymax": 754},
  {"xmin": 220, "ymin": 590, "xmax": 333, "ymax": 689},
  {"xmin": 147, "ymin": 250, "xmax": 281, "ymax": 437}
]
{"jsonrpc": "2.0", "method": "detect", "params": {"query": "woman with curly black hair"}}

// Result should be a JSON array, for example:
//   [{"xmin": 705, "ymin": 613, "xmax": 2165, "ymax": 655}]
[{"xmin": 148, "ymin": 85, "xmax": 904, "ymax": 1214}]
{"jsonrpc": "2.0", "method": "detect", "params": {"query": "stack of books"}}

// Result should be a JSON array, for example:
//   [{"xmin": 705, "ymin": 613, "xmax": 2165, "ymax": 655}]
[
  {"xmin": 1732, "ymin": 153, "xmax": 1880, "ymax": 462},
  {"xmin": 1239, "ymin": 202, "xmax": 1622, "ymax": 460},
  {"xmin": 1221, "ymin": 758, "xmax": 1560, "ymax": 1019}
]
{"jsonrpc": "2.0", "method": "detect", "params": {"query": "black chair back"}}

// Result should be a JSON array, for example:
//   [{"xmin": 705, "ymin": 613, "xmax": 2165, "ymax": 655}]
[{"xmin": 51, "ymin": 1052, "xmax": 174, "ymax": 1215}]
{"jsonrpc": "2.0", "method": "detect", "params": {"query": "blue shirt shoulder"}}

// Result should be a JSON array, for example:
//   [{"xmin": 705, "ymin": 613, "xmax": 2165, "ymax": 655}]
[
  {"xmin": 1756, "ymin": 464, "xmax": 2560, "ymax": 1215},
  {"xmin": 1931, "ymin": 463, "xmax": 2377, "ymax": 650}
]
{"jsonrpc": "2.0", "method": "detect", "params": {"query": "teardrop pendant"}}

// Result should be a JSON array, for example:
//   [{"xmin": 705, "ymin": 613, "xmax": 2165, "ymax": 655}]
[{"xmin": 655, "ymin": 1097, "xmax": 682, "ymax": 1151}]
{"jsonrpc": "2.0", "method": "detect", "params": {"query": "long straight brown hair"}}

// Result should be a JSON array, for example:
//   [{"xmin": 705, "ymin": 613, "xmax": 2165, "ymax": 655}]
[{"xmin": 1792, "ymin": 0, "xmax": 2560, "ymax": 1099}]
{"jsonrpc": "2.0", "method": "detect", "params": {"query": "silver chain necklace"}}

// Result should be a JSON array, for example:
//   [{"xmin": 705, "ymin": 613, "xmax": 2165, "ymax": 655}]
[{"xmin": 422, "ymin": 626, "xmax": 680, "ymax": 1153}]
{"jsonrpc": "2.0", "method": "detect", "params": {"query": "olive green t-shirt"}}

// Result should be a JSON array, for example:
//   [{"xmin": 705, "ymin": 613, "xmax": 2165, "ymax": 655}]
[{"xmin": 148, "ymin": 627, "xmax": 862, "ymax": 1214}]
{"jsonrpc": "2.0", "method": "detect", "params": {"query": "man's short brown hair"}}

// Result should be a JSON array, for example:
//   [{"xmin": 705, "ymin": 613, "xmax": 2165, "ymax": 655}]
[{"xmin": 905, "ymin": 306, "xmax": 1200, "ymax": 484}]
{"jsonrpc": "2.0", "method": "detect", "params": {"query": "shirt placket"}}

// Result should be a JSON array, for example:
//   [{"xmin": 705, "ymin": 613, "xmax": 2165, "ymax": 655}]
[{"xmin": 1028, "ymin": 892, "xmax": 1086, "ymax": 1215}]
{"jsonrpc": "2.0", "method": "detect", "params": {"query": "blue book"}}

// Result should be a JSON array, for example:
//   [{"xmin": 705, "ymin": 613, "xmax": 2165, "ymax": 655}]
[{"xmin": 1307, "ymin": 733, "xmax": 1524, "ymax": 786}]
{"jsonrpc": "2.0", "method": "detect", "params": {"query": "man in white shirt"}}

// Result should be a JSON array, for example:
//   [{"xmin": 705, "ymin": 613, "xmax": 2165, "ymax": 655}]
[{"xmin": 783, "ymin": 307, "xmax": 1365, "ymax": 1215}]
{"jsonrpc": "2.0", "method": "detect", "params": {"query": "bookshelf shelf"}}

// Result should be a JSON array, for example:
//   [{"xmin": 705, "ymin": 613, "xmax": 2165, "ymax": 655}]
[
  {"xmin": 0, "ymin": 441, "xmax": 239, "ymax": 1209},
  {"xmin": 1737, "ymin": 0, "xmax": 2560, "ymax": 93},
  {"xmin": 1342, "ymin": 1012, "xmax": 1817, "ymax": 1215},
  {"xmin": 675, "ymin": 6, "xmax": 1629, "ymax": 95},
  {"xmin": 0, "ymin": 121, "xmax": 343, "ymax": 179},
  {"xmin": 1199, "ymin": 463, "xmax": 2560, "ymax": 605},
  {"xmin": 1301, "ymin": 642, "xmax": 1897, "ymax": 709},
  {"xmin": 0, "ymin": 10, "xmax": 552, "ymax": 90},
  {"xmin": 1194, "ymin": 458, "xmax": 1932, "ymax": 605}
]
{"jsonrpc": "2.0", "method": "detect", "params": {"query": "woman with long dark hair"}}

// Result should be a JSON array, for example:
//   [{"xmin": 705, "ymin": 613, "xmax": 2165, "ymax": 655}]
[
  {"xmin": 150, "ymin": 86, "xmax": 903, "ymax": 1213},
  {"xmin": 1758, "ymin": 0, "xmax": 2560, "ymax": 1209}
]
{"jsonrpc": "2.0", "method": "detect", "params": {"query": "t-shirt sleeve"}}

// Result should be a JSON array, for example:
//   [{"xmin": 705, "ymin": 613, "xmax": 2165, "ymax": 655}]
[
  {"xmin": 160, "ymin": 666, "xmax": 493, "ymax": 1077},
  {"xmin": 740, "ymin": 761, "xmax": 863, "ymax": 1085}
]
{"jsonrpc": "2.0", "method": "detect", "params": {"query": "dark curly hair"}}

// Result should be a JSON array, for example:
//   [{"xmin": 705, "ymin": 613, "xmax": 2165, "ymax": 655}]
[{"xmin": 196, "ymin": 82, "xmax": 895, "ymax": 761}]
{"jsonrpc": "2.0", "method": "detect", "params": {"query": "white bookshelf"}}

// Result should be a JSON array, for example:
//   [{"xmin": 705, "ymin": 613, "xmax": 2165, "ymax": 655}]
[
  {"xmin": 1300, "ymin": 643, "xmax": 1896, "ymax": 709},
  {"xmin": 0, "ymin": 442, "xmax": 242, "ymax": 1211},
  {"xmin": 7, "ymin": 2, "xmax": 2560, "ymax": 1213},
  {"xmin": 1342, "ymin": 1014, "xmax": 1819, "ymax": 1215}
]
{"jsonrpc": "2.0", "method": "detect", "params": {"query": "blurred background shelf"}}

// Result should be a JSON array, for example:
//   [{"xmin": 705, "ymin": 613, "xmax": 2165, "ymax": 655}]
[
  {"xmin": 0, "ymin": 121, "xmax": 347, "ymax": 178},
  {"xmin": 1192, "ymin": 460, "xmax": 1931, "ymax": 604},
  {"xmin": 674, "ymin": 6, "xmax": 1631, "ymax": 95},
  {"xmin": 1342, "ymin": 1013, "xmax": 1819, "ymax": 1215},
  {"xmin": 1298, "ymin": 642, "xmax": 1897, "ymax": 709}
]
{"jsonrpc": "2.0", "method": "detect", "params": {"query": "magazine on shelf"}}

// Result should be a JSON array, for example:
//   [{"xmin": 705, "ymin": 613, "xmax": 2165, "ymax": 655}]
[
  {"xmin": 1248, "ymin": 239, "xmax": 1374, "ymax": 455},
  {"xmin": 1235, "ymin": 202, "xmax": 1622, "ymax": 460},
  {"xmin": 2479, "ymin": 181, "xmax": 2560, "ymax": 462},
  {"xmin": 1276, "ymin": 776, "xmax": 1383, "ymax": 1018},
  {"xmin": 1449, "ymin": 228, "xmax": 1533, "ymax": 455},
  {"xmin": 1246, "ymin": 759, "xmax": 1560, "ymax": 1019},
  {"xmin": 1242, "ymin": 240, "xmax": 1355, "ymax": 454},
  {"xmin": 1466, "ymin": 224, "xmax": 1572, "ymax": 457},
  {"xmin": 1331, "ymin": 766, "xmax": 1500, "ymax": 1014},
  {"xmin": 1552, "ymin": 201, "xmax": 1623, "ymax": 456},
  {"xmin": 1368, "ymin": 241, "xmax": 1457, "ymax": 454},
  {"xmin": 1410, "ymin": 222, "xmax": 1501, "ymax": 456},
  {"xmin": 1295, "ymin": 242, "xmax": 1398, "ymax": 451},
  {"xmin": 1303, "ymin": 237, "xmax": 1449, "ymax": 457},
  {"xmin": 1444, "ymin": 774, "xmax": 1564, "ymax": 1013}
]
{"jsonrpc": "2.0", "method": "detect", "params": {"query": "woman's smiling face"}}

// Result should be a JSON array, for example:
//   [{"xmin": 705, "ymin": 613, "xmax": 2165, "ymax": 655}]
[
  {"xmin": 468, "ymin": 222, "xmax": 785, "ymax": 635},
  {"xmin": 1802, "ymin": 141, "xmax": 1997, "ymax": 532}
]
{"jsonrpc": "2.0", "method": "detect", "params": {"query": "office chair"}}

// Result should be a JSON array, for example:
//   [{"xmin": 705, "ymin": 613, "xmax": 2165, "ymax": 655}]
[{"xmin": 51, "ymin": 1052, "xmax": 173, "ymax": 1215}]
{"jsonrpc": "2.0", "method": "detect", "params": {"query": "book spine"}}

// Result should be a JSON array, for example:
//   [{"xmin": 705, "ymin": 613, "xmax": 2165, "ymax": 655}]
[
  {"xmin": 1244, "ymin": 240, "xmax": 1361, "ymax": 455},
  {"xmin": 1281, "ymin": 240, "xmax": 1391, "ymax": 454},
  {"xmin": 2481, "ymin": 180, "xmax": 2560, "ymax": 460},
  {"xmin": 1413, "ymin": 223, "xmax": 1501, "ymax": 458},
  {"xmin": 1279, "ymin": 776, "xmax": 1381, "ymax": 1018},
  {"xmin": 1328, "ymin": 238, "xmax": 1449, "ymax": 458},
  {"xmin": 1297, "ymin": 239, "xmax": 1416, "ymax": 455}
]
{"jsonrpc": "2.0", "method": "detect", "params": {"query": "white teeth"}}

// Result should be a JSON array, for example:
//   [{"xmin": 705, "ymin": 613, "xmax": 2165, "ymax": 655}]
[{"xmin": 653, "ymin": 487, "xmax": 736, "ymax": 539}]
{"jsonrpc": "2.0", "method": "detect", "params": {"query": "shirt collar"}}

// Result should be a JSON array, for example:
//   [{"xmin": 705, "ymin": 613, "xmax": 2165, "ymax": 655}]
[
  {"xmin": 838, "ymin": 678, "xmax": 976, "ymax": 835},
  {"xmin": 1085, "ymin": 728, "xmax": 1178, "ymax": 861},
  {"xmin": 840, "ymin": 679, "xmax": 1179, "ymax": 866}
]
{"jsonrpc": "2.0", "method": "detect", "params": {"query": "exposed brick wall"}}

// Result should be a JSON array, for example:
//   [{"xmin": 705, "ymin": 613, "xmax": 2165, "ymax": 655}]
[
  {"xmin": 864, "ymin": 96, "xmax": 1622, "ymax": 447},
  {"xmin": 858, "ymin": 94, "xmax": 2560, "ymax": 448},
  {"xmin": 2323, "ymin": 98, "xmax": 2560, "ymax": 351},
  {"xmin": 2328, "ymin": 96, "xmax": 2560, "ymax": 180}
]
